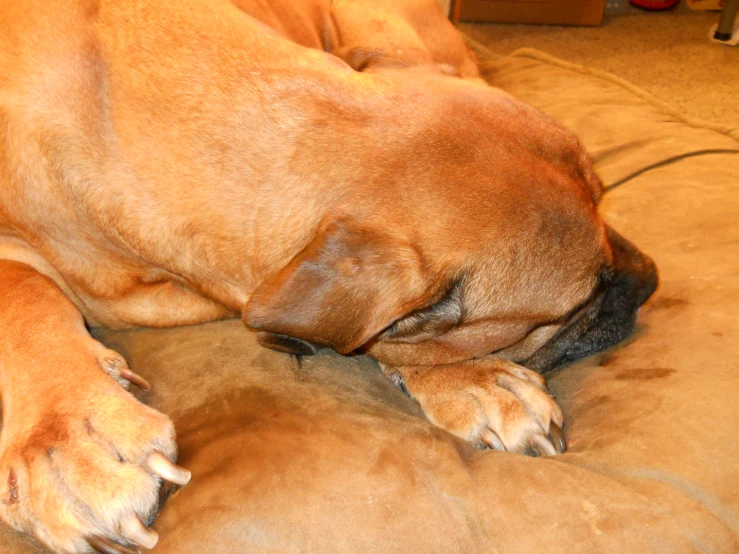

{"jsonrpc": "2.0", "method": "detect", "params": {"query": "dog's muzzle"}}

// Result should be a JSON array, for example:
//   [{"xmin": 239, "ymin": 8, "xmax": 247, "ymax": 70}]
[{"xmin": 522, "ymin": 226, "xmax": 659, "ymax": 373}]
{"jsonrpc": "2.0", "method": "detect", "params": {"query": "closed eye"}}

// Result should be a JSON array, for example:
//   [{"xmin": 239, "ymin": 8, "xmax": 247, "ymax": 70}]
[{"xmin": 381, "ymin": 277, "xmax": 465, "ymax": 343}]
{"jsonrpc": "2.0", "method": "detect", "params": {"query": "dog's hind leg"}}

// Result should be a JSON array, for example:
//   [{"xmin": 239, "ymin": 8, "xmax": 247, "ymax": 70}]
[{"xmin": 0, "ymin": 260, "xmax": 190, "ymax": 553}]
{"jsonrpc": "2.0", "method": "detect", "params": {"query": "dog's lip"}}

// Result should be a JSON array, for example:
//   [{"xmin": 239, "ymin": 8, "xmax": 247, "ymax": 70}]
[
  {"xmin": 521, "ymin": 230, "xmax": 659, "ymax": 373},
  {"xmin": 498, "ymin": 264, "xmax": 614, "ymax": 363},
  {"xmin": 515, "ymin": 286, "xmax": 606, "ymax": 367},
  {"xmin": 490, "ymin": 320, "xmax": 565, "ymax": 362}
]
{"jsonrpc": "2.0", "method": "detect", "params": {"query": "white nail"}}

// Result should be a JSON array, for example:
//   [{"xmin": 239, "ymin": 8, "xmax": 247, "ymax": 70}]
[
  {"xmin": 121, "ymin": 513, "xmax": 158, "ymax": 550},
  {"xmin": 533, "ymin": 434, "xmax": 557, "ymax": 456},
  {"xmin": 146, "ymin": 451, "xmax": 192, "ymax": 486}
]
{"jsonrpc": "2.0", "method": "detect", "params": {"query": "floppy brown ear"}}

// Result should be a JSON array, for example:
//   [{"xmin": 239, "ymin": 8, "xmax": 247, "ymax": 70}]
[{"xmin": 243, "ymin": 220, "xmax": 433, "ymax": 354}]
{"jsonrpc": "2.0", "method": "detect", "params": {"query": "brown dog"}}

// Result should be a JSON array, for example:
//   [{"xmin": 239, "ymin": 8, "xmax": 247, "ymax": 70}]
[{"xmin": 0, "ymin": 0, "xmax": 658, "ymax": 552}]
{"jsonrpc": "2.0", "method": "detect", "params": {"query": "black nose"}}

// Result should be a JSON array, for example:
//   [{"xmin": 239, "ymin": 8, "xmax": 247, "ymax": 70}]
[
  {"xmin": 522, "ymin": 226, "xmax": 658, "ymax": 373},
  {"xmin": 605, "ymin": 226, "xmax": 658, "ymax": 309}
]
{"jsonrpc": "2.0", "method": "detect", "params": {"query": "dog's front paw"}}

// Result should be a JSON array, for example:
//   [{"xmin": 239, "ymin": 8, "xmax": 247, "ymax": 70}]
[
  {"xmin": 396, "ymin": 358, "xmax": 566, "ymax": 455},
  {"xmin": 0, "ymin": 380, "xmax": 190, "ymax": 553}
]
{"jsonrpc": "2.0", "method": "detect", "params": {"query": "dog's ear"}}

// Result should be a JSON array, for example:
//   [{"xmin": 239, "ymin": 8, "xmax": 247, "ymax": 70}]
[{"xmin": 243, "ymin": 220, "xmax": 433, "ymax": 354}]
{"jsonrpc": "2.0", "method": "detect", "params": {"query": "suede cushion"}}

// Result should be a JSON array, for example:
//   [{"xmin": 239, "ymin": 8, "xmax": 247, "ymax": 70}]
[{"xmin": 3, "ymin": 47, "xmax": 738, "ymax": 553}]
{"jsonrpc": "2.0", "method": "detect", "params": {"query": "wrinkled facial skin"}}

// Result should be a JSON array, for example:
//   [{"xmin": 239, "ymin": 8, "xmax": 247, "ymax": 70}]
[
  {"xmin": 363, "ymin": 225, "xmax": 657, "ymax": 373},
  {"xmin": 521, "ymin": 226, "xmax": 658, "ymax": 372},
  {"xmin": 249, "ymin": 203, "xmax": 658, "ymax": 374}
]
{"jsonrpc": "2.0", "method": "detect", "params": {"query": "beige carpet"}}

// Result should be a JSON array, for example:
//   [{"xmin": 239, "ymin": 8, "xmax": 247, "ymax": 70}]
[{"xmin": 459, "ymin": 9, "xmax": 739, "ymax": 131}]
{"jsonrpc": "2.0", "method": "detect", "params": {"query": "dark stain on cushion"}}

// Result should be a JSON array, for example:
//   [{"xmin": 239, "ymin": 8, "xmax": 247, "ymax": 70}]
[
  {"xmin": 647, "ymin": 296, "xmax": 689, "ymax": 310},
  {"xmin": 614, "ymin": 367, "xmax": 676, "ymax": 380}
]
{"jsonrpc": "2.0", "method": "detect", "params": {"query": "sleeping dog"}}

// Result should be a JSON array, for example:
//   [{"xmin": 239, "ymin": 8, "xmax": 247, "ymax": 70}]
[{"xmin": 0, "ymin": 0, "xmax": 657, "ymax": 552}]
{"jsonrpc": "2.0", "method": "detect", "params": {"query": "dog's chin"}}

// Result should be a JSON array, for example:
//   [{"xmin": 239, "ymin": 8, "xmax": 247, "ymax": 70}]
[
  {"xmin": 363, "ymin": 338, "xmax": 473, "ymax": 368},
  {"xmin": 492, "ymin": 322, "xmax": 565, "ymax": 365},
  {"xmin": 517, "ymin": 292, "xmax": 611, "ymax": 373},
  {"xmin": 521, "ymin": 293, "xmax": 641, "ymax": 373}
]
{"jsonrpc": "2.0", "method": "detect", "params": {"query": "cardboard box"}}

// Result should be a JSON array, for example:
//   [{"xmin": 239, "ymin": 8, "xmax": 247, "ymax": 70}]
[{"xmin": 451, "ymin": 0, "xmax": 607, "ymax": 25}]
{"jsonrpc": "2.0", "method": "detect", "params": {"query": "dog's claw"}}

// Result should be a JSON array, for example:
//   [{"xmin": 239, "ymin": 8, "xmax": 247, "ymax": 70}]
[
  {"xmin": 533, "ymin": 434, "xmax": 557, "ymax": 456},
  {"xmin": 549, "ymin": 422, "xmax": 566, "ymax": 453},
  {"xmin": 145, "ymin": 451, "xmax": 191, "ymax": 486},
  {"xmin": 87, "ymin": 536, "xmax": 140, "ymax": 554},
  {"xmin": 118, "ymin": 367, "xmax": 152, "ymax": 391},
  {"xmin": 121, "ymin": 513, "xmax": 158, "ymax": 550},
  {"xmin": 480, "ymin": 429, "xmax": 506, "ymax": 451}
]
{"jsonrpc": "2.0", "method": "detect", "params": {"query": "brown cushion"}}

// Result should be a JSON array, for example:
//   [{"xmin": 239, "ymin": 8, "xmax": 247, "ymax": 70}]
[{"xmin": 3, "ymin": 47, "xmax": 738, "ymax": 553}]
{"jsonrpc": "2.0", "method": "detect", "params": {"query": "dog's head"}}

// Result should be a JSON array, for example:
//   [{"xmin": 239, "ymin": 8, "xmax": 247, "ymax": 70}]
[{"xmin": 243, "ymin": 83, "xmax": 658, "ymax": 373}]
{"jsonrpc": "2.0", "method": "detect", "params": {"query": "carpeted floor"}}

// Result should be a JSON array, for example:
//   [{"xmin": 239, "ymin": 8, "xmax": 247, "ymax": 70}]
[{"xmin": 459, "ymin": 8, "xmax": 739, "ymax": 130}]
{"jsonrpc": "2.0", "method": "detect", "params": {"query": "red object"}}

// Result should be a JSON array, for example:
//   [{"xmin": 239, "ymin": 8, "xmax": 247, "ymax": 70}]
[{"xmin": 629, "ymin": 0, "xmax": 680, "ymax": 9}]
